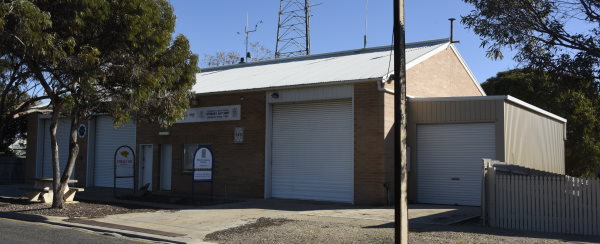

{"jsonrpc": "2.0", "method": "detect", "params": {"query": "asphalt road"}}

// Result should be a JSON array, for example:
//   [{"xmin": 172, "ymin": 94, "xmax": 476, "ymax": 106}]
[{"xmin": 0, "ymin": 218, "xmax": 145, "ymax": 244}]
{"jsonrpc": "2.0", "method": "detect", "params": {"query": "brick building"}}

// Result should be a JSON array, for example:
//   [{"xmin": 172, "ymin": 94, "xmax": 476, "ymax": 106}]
[{"xmin": 26, "ymin": 39, "xmax": 566, "ymax": 206}]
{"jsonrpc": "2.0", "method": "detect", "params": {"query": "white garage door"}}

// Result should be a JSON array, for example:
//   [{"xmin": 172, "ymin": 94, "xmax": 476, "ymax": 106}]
[
  {"xmin": 94, "ymin": 116, "xmax": 136, "ymax": 188},
  {"xmin": 271, "ymin": 100, "xmax": 354, "ymax": 203},
  {"xmin": 40, "ymin": 119, "xmax": 72, "ymax": 178},
  {"xmin": 417, "ymin": 123, "xmax": 495, "ymax": 206}
]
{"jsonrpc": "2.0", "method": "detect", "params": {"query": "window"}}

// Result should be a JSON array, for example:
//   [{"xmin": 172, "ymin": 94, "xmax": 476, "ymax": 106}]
[{"xmin": 183, "ymin": 144, "xmax": 199, "ymax": 172}]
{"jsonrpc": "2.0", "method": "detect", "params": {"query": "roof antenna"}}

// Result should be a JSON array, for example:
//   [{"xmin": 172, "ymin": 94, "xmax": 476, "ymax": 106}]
[
  {"xmin": 448, "ymin": 18, "xmax": 460, "ymax": 44},
  {"xmin": 238, "ymin": 13, "xmax": 262, "ymax": 62},
  {"xmin": 363, "ymin": 0, "xmax": 369, "ymax": 48}
]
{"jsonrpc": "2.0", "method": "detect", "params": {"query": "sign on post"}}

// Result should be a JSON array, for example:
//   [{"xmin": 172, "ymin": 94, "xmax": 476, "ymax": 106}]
[
  {"xmin": 114, "ymin": 145, "xmax": 135, "ymax": 197},
  {"xmin": 192, "ymin": 146, "xmax": 214, "ymax": 202},
  {"xmin": 193, "ymin": 146, "xmax": 213, "ymax": 181}
]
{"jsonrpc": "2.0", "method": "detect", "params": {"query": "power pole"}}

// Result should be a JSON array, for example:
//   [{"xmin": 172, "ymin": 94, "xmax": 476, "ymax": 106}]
[{"xmin": 393, "ymin": 0, "xmax": 408, "ymax": 243}]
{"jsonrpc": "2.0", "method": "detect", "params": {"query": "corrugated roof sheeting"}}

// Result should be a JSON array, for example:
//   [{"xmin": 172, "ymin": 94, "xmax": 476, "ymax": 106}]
[{"xmin": 193, "ymin": 39, "xmax": 449, "ymax": 94}]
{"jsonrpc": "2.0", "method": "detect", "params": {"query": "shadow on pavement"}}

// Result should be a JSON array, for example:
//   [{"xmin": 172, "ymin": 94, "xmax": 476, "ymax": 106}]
[{"xmin": 364, "ymin": 219, "xmax": 600, "ymax": 243}]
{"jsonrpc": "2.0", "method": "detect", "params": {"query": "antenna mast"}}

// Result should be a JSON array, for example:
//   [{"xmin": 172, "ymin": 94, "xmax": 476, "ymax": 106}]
[{"xmin": 275, "ymin": 0, "xmax": 313, "ymax": 58}]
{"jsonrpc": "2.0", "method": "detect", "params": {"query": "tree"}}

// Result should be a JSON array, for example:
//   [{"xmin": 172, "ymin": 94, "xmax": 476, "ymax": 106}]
[
  {"xmin": 483, "ymin": 68, "xmax": 600, "ymax": 176},
  {"xmin": 462, "ymin": 0, "xmax": 599, "ymax": 80},
  {"xmin": 0, "ymin": 0, "xmax": 199, "ymax": 208},
  {"xmin": 0, "ymin": 82, "xmax": 30, "ymax": 155},
  {"xmin": 202, "ymin": 42, "xmax": 274, "ymax": 67}
]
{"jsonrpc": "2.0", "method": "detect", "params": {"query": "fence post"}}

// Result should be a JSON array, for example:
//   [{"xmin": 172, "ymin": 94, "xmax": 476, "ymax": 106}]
[{"xmin": 481, "ymin": 158, "xmax": 495, "ymax": 226}]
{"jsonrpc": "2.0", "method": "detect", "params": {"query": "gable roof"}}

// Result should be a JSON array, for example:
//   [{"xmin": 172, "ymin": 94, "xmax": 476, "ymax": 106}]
[{"xmin": 193, "ymin": 38, "xmax": 450, "ymax": 94}]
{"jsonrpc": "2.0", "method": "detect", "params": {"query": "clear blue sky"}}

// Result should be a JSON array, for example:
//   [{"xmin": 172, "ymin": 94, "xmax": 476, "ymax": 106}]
[{"xmin": 170, "ymin": 0, "xmax": 518, "ymax": 83}]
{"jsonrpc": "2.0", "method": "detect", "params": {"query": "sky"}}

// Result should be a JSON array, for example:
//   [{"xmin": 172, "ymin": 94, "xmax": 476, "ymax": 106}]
[{"xmin": 169, "ymin": 0, "xmax": 519, "ymax": 83}]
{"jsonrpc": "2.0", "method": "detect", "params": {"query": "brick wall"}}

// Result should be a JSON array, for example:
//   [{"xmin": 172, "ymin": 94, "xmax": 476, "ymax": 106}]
[
  {"xmin": 354, "ymin": 82, "xmax": 387, "ymax": 205},
  {"xmin": 136, "ymin": 91, "xmax": 266, "ymax": 199},
  {"xmin": 406, "ymin": 47, "xmax": 484, "ymax": 97}
]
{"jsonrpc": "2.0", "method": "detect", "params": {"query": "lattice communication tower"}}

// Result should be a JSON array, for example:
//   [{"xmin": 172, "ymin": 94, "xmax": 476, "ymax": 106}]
[{"xmin": 275, "ymin": 0, "xmax": 312, "ymax": 58}]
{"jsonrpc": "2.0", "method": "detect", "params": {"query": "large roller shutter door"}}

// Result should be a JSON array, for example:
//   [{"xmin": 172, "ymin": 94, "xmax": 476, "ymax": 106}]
[
  {"xmin": 416, "ymin": 123, "xmax": 495, "ymax": 206},
  {"xmin": 94, "ymin": 116, "xmax": 136, "ymax": 188},
  {"xmin": 271, "ymin": 99, "xmax": 354, "ymax": 203}
]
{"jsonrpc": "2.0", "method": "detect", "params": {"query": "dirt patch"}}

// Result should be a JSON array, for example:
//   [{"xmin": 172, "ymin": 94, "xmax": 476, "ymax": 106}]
[
  {"xmin": 204, "ymin": 217, "xmax": 392, "ymax": 244},
  {"xmin": 204, "ymin": 215, "xmax": 599, "ymax": 244},
  {"xmin": 0, "ymin": 197, "xmax": 163, "ymax": 219},
  {"xmin": 205, "ymin": 217, "xmax": 293, "ymax": 241}
]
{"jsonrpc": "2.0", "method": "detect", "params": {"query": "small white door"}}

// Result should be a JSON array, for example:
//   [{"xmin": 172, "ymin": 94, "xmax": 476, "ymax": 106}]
[
  {"xmin": 140, "ymin": 145, "xmax": 153, "ymax": 191},
  {"xmin": 160, "ymin": 144, "xmax": 172, "ymax": 191},
  {"xmin": 416, "ymin": 123, "xmax": 496, "ymax": 206}
]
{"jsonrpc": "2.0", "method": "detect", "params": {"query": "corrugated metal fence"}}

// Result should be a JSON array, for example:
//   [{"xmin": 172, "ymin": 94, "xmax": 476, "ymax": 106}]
[{"xmin": 483, "ymin": 159, "xmax": 600, "ymax": 237}]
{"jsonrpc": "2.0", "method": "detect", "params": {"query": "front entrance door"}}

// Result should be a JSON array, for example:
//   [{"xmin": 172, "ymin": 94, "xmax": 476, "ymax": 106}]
[{"xmin": 140, "ymin": 145, "xmax": 153, "ymax": 191}]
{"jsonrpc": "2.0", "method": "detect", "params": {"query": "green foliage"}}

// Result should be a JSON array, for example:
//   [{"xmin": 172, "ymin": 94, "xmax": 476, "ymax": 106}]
[
  {"xmin": 483, "ymin": 69, "xmax": 600, "ymax": 176},
  {"xmin": 0, "ymin": 0, "xmax": 199, "ymax": 126},
  {"xmin": 462, "ymin": 0, "xmax": 599, "ymax": 79},
  {"xmin": 1, "ymin": 0, "xmax": 198, "ymax": 207}
]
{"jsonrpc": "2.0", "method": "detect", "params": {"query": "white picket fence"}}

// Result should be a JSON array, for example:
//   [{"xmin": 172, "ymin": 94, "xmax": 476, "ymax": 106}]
[{"xmin": 483, "ymin": 160, "xmax": 600, "ymax": 237}]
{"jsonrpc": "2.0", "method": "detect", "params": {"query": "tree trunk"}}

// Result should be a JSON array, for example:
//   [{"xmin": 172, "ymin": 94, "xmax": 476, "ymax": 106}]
[
  {"xmin": 49, "ymin": 104, "xmax": 62, "ymax": 208},
  {"xmin": 51, "ymin": 105, "xmax": 80, "ymax": 209}
]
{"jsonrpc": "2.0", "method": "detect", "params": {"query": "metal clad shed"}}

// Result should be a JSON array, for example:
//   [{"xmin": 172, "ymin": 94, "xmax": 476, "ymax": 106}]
[{"xmin": 407, "ymin": 95, "xmax": 566, "ymax": 206}]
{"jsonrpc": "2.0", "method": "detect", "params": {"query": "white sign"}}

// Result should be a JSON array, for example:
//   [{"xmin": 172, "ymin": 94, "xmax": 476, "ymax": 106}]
[
  {"xmin": 193, "ymin": 170, "xmax": 212, "ymax": 181},
  {"xmin": 177, "ymin": 105, "xmax": 241, "ymax": 123},
  {"xmin": 234, "ymin": 127, "xmax": 244, "ymax": 144},
  {"xmin": 115, "ymin": 146, "xmax": 134, "ymax": 177},
  {"xmin": 193, "ymin": 147, "xmax": 213, "ymax": 169}
]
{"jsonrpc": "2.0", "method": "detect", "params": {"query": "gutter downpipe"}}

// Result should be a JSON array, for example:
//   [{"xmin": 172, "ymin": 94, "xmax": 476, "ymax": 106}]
[{"xmin": 378, "ymin": 73, "xmax": 395, "ymax": 94}]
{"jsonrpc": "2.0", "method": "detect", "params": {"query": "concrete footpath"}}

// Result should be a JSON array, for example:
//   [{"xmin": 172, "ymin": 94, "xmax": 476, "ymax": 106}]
[{"xmin": 53, "ymin": 199, "xmax": 479, "ymax": 244}]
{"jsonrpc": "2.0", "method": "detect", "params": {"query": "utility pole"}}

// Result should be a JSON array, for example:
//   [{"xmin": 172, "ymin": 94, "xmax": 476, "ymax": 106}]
[{"xmin": 393, "ymin": 0, "xmax": 408, "ymax": 243}]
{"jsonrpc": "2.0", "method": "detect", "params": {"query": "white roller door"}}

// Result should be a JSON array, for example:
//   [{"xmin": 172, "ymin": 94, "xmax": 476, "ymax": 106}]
[
  {"xmin": 271, "ymin": 100, "xmax": 354, "ymax": 203},
  {"xmin": 40, "ymin": 119, "xmax": 72, "ymax": 178},
  {"xmin": 94, "ymin": 116, "xmax": 136, "ymax": 188},
  {"xmin": 417, "ymin": 123, "xmax": 495, "ymax": 206}
]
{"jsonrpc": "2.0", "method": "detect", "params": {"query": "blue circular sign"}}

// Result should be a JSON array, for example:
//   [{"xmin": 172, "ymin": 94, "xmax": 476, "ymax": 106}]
[{"xmin": 77, "ymin": 124, "xmax": 87, "ymax": 138}]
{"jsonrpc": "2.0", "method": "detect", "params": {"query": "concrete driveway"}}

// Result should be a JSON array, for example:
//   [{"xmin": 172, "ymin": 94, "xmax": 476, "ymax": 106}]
[{"xmin": 70, "ymin": 199, "xmax": 479, "ymax": 243}]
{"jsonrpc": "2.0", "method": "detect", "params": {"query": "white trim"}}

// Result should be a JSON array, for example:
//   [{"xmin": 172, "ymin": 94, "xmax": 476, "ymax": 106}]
[
  {"xmin": 405, "ymin": 42, "xmax": 450, "ymax": 70},
  {"xmin": 505, "ymin": 96, "xmax": 567, "ymax": 123},
  {"xmin": 410, "ymin": 95, "xmax": 507, "ymax": 102},
  {"xmin": 409, "ymin": 95, "xmax": 567, "ymax": 123},
  {"xmin": 448, "ymin": 44, "xmax": 487, "ymax": 96},
  {"xmin": 86, "ymin": 118, "xmax": 96, "ymax": 187},
  {"xmin": 138, "ymin": 144, "xmax": 154, "ymax": 191},
  {"xmin": 264, "ymin": 92, "xmax": 273, "ymax": 199},
  {"xmin": 267, "ymin": 85, "xmax": 354, "ymax": 104},
  {"xmin": 264, "ymin": 88, "xmax": 356, "ymax": 203}
]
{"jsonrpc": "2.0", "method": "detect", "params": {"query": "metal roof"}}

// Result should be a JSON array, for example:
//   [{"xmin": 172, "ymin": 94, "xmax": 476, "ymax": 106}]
[{"xmin": 193, "ymin": 38, "xmax": 450, "ymax": 94}]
